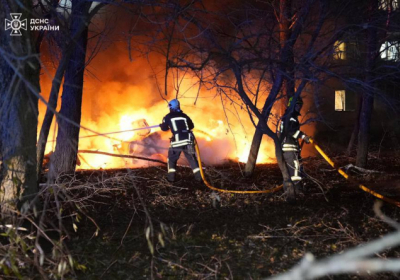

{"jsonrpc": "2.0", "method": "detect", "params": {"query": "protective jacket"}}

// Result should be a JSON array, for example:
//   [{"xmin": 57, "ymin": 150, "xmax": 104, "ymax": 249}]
[
  {"xmin": 160, "ymin": 111, "xmax": 195, "ymax": 147},
  {"xmin": 280, "ymin": 110, "xmax": 307, "ymax": 184},
  {"xmin": 280, "ymin": 111, "xmax": 306, "ymax": 152}
]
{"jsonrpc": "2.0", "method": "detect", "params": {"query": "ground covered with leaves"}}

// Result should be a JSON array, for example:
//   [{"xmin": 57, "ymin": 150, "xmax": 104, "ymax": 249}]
[
  {"xmin": 46, "ymin": 150, "xmax": 400, "ymax": 280},
  {"xmin": 3, "ymin": 150, "xmax": 397, "ymax": 279}
]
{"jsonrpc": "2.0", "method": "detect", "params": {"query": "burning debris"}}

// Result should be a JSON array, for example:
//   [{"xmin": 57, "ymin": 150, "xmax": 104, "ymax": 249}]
[{"xmin": 38, "ymin": 52, "xmax": 280, "ymax": 170}]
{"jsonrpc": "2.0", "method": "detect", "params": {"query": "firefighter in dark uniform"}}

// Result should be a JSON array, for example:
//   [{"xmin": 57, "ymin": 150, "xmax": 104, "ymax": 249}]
[
  {"xmin": 160, "ymin": 99, "xmax": 202, "ymax": 182},
  {"xmin": 280, "ymin": 96, "xmax": 311, "ymax": 199}
]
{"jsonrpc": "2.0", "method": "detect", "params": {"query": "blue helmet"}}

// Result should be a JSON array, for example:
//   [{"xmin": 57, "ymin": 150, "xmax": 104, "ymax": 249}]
[{"xmin": 168, "ymin": 99, "xmax": 180, "ymax": 111}]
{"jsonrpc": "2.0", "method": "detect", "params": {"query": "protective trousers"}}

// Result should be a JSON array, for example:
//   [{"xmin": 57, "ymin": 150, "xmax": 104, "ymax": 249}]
[
  {"xmin": 283, "ymin": 150, "xmax": 302, "ymax": 185},
  {"xmin": 167, "ymin": 145, "xmax": 202, "ymax": 182}
]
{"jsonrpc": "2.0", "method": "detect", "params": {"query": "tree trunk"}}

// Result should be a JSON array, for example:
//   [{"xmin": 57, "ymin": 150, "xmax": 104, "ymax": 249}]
[
  {"xmin": 244, "ymin": 0, "xmax": 293, "ymax": 177},
  {"xmin": 346, "ymin": 95, "xmax": 362, "ymax": 156},
  {"xmin": 36, "ymin": 3, "xmax": 104, "ymax": 179},
  {"xmin": 36, "ymin": 55, "xmax": 68, "ymax": 178},
  {"xmin": 357, "ymin": 94, "xmax": 374, "ymax": 167},
  {"xmin": 244, "ymin": 126, "xmax": 263, "ymax": 176},
  {"xmin": 280, "ymin": 0, "xmax": 294, "ymax": 106},
  {"xmin": 0, "ymin": 0, "xmax": 40, "ymax": 215},
  {"xmin": 243, "ymin": 70, "xmax": 285, "ymax": 176},
  {"xmin": 50, "ymin": 0, "xmax": 91, "ymax": 179},
  {"xmin": 356, "ymin": 0, "xmax": 378, "ymax": 168}
]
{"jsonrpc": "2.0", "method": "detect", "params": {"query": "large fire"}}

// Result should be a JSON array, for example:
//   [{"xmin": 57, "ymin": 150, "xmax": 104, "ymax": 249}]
[
  {"xmin": 38, "ymin": 43, "xmax": 279, "ymax": 170},
  {"xmin": 75, "ymin": 101, "xmax": 275, "ymax": 170}
]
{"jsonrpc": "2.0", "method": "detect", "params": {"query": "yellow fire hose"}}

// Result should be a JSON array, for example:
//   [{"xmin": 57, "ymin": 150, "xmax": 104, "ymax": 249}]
[
  {"xmin": 309, "ymin": 138, "xmax": 400, "ymax": 208},
  {"xmin": 194, "ymin": 139, "xmax": 283, "ymax": 194},
  {"xmin": 194, "ymin": 137, "xmax": 400, "ymax": 207}
]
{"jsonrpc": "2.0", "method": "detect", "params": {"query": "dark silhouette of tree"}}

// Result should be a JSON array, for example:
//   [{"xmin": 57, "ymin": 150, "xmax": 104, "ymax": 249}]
[
  {"xmin": 244, "ymin": 0, "xmax": 295, "ymax": 176},
  {"xmin": 36, "ymin": 2, "xmax": 105, "ymax": 178},
  {"xmin": 144, "ymin": 0, "xmax": 399, "ymax": 196},
  {"xmin": 338, "ymin": 0, "xmax": 398, "ymax": 167},
  {"xmin": 0, "ymin": 0, "xmax": 40, "ymax": 215},
  {"xmin": 356, "ymin": 0, "xmax": 381, "ymax": 167},
  {"xmin": 48, "ymin": 0, "xmax": 92, "ymax": 178},
  {"xmin": 145, "ymin": 0, "xmax": 332, "ymax": 198}
]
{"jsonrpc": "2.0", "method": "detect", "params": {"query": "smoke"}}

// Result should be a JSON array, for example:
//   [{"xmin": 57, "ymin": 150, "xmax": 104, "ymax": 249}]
[{"xmin": 37, "ymin": 8, "xmax": 314, "ymax": 170}]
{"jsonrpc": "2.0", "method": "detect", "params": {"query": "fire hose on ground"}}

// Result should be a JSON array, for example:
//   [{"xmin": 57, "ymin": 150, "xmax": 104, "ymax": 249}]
[
  {"xmin": 309, "ymin": 138, "xmax": 400, "ymax": 208},
  {"xmin": 193, "ymin": 138, "xmax": 283, "ymax": 194},
  {"xmin": 75, "ymin": 124, "xmax": 400, "ymax": 207},
  {"xmin": 194, "ymin": 137, "xmax": 400, "ymax": 207}
]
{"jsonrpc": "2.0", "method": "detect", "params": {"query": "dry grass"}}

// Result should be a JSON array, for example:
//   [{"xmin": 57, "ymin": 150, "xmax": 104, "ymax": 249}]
[{"xmin": 1, "ymin": 154, "xmax": 400, "ymax": 279}]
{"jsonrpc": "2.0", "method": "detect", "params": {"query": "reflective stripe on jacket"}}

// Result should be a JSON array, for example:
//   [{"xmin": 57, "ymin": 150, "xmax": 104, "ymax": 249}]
[{"xmin": 160, "ymin": 111, "xmax": 194, "ymax": 147}]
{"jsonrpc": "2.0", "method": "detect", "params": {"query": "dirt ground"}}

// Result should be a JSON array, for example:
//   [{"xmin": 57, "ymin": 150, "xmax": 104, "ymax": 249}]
[{"xmin": 60, "ymin": 152, "xmax": 400, "ymax": 280}]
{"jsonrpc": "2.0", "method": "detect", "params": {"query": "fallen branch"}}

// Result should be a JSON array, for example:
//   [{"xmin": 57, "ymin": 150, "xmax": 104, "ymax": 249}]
[
  {"xmin": 78, "ymin": 150, "xmax": 206, "ymax": 169},
  {"xmin": 266, "ymin": 255, "xmax": 400, "ymax": 280},
  {"xmin": 343, "ymin": 164, "xmax": 383, "ymax": 174},
  {"xmin": 78, "ymin": 150, "xmax": 167, "ymax": 165},
  {"xmin": 265, "ymin": 201, "xmax": 400, "ymax": 280}
]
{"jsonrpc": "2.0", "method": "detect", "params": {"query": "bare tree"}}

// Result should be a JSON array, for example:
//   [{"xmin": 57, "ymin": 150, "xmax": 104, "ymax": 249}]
[
  {"xmin": 36, "ymin": 1, "xmax": 105, "ymax": 179},
  {"xmin": 150, "ymin": 0, "xmax": 336, "ymax": 198},
  {"xmin": 335, "ymin": 0, "xmax": 399, "ymax": 166},
  {"xmin": 47, "ymin": 0, "xmax": 92, "ymax": 179},
  {"xmin": 0, "ymin": 0, "xmax": 41, "ymax": 215},
  {"xmin": 356, "ymin": 0, "xmax": 383, "ymax": 167},
  {"xmin": 244, "ymin": 0, "xmax": 295, "ymax": 176}
]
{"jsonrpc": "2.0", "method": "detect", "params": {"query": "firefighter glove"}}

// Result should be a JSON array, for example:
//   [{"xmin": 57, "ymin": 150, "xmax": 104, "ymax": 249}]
[{"xmin": 302, "ymin": 135, "xmax": 311, "ymax": 144}]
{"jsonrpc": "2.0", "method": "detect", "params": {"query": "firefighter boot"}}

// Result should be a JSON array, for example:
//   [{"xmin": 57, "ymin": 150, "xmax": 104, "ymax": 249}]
[
  {"xmin": 194, "ymin": 170, "xmax": 202, "ymax": 182},
  {"xmin": 167, "ymin": 172, "xmax": 176, "ymax": 183},
  {"xmin": 284, "ymin": 181, "xmax": 296, "ymax": 203},
  {"xmin": 294, "ymin": 181, "xmax": 304, "ymax": 194}
]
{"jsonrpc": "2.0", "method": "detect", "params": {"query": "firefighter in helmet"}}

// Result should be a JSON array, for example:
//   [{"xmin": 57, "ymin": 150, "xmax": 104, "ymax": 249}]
[
  {"xmin": 280, "ymin": 96, "xmax": 311, "ymax": 200},
  {"xmin": 159, "ymin": 99, "xmax": 202, "ymax": 183}
]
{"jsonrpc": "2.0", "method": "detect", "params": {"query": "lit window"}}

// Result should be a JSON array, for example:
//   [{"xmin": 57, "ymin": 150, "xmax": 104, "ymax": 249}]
[
  {"xmin": 380, "ymin": 41, "xmax": 400, "ymax": 61},
  {"xmin": 335, "ymin": 90, "xmax": 346, "ymax": 111},
  {"xmin": 379, "ymin": 0, "xmax": 399, "ymax": 10},
  {"xmin": 333, "ymin": 41, "xmax": 346, "ymax": 60}
]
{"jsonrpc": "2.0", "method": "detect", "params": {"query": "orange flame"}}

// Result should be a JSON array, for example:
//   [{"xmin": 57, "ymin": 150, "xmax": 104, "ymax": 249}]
[{"xmin": 38, "ymin": 46, "xmax": 279, "ymax": 170}]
